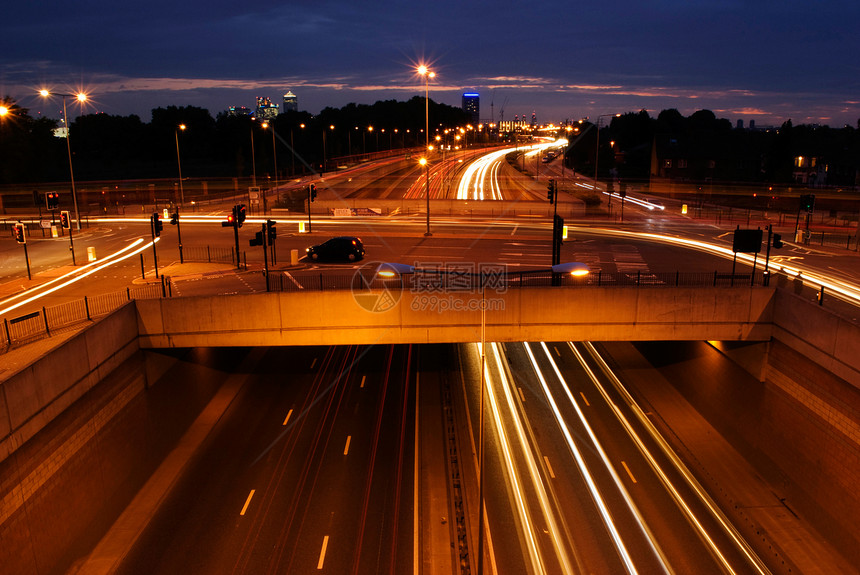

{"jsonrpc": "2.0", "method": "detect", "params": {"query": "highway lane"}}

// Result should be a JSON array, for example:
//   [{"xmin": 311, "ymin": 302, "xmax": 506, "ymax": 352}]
[
  {"xmin": 114, "ymin": 344, "xmax": 417, "ymax": 575},
  {"xmin": 457, "ymin": 340, "xmax": 778, "ymax": 574}
]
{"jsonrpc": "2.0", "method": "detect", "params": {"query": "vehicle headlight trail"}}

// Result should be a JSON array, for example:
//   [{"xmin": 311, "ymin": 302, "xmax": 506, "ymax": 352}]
[
  {"xmin": 523, "ymin": 342, "xmax": 673, "ymax": 573},
  {"xmin": 572, "ymin": 341, "xmax": 772, "ymax": 574},
  {"xmin": 0, "ymin": 238, "xmax": 156, "ymax": 316}
]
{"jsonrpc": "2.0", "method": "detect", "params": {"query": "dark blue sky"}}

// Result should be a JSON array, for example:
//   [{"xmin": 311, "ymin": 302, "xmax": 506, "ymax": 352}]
[{"xmin": 3, "ymin": 1, "xmax": 859, "ymax": 127}]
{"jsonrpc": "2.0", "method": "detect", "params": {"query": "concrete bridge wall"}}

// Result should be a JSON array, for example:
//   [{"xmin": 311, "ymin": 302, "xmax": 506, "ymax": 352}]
[{"xmin": 134, "ymin": 286, "xmax": 777, "ymax": 349}]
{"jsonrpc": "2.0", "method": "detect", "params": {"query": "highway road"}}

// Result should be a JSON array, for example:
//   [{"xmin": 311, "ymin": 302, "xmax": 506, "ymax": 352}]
[
  {"xmin": 95, "ymin": 337, "xmax": 854, "ymax": 574},
  {"xmin": 458, "ymin": 340, "xmax": 778, "ymax": 574},
  {"xmin": 114, "ymin": 344, "xmax": 417, "ymax": 575}
]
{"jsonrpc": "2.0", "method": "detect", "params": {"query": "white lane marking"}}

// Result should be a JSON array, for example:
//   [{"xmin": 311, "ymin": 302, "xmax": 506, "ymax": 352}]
[
  {"xmin": 317, "ymin": 535, "xmax": 329, "ymax": 569},
  {"xmin": 544, "ymin": 456, "xmax": 556, "ymax": 479},
  {"xmin": 240, "ymin": 490, "xmax": 255, "ymax": 516}
]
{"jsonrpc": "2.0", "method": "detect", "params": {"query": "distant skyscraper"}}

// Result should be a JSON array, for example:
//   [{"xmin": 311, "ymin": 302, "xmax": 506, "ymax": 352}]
[
  {"xmin": 256, "ymin": 97, "xmax": 279, "ymax": 120},
  {"xmin": 462, "ymin": 92, "xmax": 479, "ymax": 124},
  {"xmin": 283, "ymin": 91, "xmax": 298, "ymax": 113},
  {"xmin": 228, "ymin": 106, "xmax": 251, "ymax": 117}
]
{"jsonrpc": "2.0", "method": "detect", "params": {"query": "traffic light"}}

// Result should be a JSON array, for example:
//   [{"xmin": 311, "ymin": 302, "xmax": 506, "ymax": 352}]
[
  {"xmin": 236, "ymin": 204, "xmax": 246, "ymax": 227},
  {"xmin": 60, "ymin": 210, "xmax": 70, "ymax": 229},
  {"xmin": 266, "ymin": 219, "xmax": 277, "ymax": 241},
  {"xmin": 46, "ymin": 192, "xmax": 59, "ymax": 210},
  {"xmin": 221, "ymin": 212, "xmax": 235, "ymax": 227},
  {"xmin": 772, "ymin": 233, "xmax": 783, "ymax": 249},
  {"xmin": 170, "ymin": 212, "xmax": 179, "ymax": 225},
  {"xmin": 546, "ymin": 178, "xmax": 555, "ymax": 204},
  {"xmin": 152, "ymin": 213, "xmax": 163, "ymax": 237},
  {"xmin": 13, "ymin": 222, "xmax": 25, "ymax": 244},
  {"xmin": 310, "ymin": 184, "xmax": 317, "ymax": 202},
  {"xmin": 249, "ymin": 231, "xmax": 264, "ymax": 247},
  {"xmin": 800, "ymin": 194, "xmax": 815, "ymax": 213}
]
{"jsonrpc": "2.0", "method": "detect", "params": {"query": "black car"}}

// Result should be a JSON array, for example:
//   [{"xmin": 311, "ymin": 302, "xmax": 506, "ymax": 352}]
[{"xmin": 306, "ymin": 236, "xmax": 365, "ymax": 261}]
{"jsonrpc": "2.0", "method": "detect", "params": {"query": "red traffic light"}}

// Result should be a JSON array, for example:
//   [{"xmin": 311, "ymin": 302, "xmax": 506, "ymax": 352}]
[{"xmin": 13, "ymin": 222, "xmax": 26, "ymax": 243}]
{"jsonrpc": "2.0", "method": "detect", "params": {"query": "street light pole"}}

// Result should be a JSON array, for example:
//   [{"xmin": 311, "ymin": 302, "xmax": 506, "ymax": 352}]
[
  {"xmin": 418, "ymin": 65, "xmax": 435, "ymax": 236},
  {"xmin": 175, "ymin": 124, "xmax": 186, "ymax": 205},
  {"xmin": 41, "ymin": 90, "xmax": 87, "ymax": 230},
  {"xmin": 594, "ymin": 113, "xmax": 621, "ymax": 201},
  {"xmin": 251, "ymin": 127, "xmax": 257, "ymax": 187},
  {"xmin": 271, "ymin": 124, "xmax": 278, "ymax": 199}
]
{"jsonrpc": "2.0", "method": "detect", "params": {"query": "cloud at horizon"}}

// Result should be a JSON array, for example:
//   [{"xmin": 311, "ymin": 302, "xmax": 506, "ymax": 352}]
[{"xmin": 3, "ymin": 1, "xmax": 859, "ymax": 126}]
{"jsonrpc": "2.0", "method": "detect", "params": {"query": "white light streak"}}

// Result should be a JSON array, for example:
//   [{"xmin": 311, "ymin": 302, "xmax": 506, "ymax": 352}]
[
  {"xmin": 522, "ymin": 342, "xmax": 645, "ymax": 574},
  {"xmin": 0, "ymin": 238, "xmax": 156, "ymax": 317},
  {"xmin": 573, "ymin": 342, "xmax": 772, "ymax": 574},
  {"xmin": 0, "ymin": 238, "xmax": 145, "ymax": 309}
]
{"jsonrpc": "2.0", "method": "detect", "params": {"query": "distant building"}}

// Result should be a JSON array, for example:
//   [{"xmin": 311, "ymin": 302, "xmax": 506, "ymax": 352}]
[
  {"xmin": 228, "ymin": 106, "xmax": 252, "ymax": 117},
  {"xmin": 737, "ymin": 119, "xmax": 744, "ymax": 129},
  {"xmin": 256, "ymin": 97, "xmax": 279, "ymax": 120},
  {"xmin": 283, "ymin": 91, "xmax": 298, "ymax": 113},
  {"xmin": 462, "ymin": 93, "xmax": 479, "ymax": 124}
]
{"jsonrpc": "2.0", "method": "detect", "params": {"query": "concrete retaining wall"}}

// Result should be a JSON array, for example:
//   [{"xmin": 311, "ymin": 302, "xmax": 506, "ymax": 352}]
[
  {"xmin": 771, "ymin": 289, "xmax": 860, "ymax": 388},
  {"xmin": 0, "ymin": 303, "xmax": 139, "ymax": 465}
]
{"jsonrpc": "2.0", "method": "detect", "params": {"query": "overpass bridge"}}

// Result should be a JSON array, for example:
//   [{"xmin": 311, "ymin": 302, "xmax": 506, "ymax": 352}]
[
  {"xmin": 3, "ymin": 274, "xmax": 860, "ymax": 574},
  {"xmin": 136, "ymin": 285, "xmax": 774, "ymax": 348}
]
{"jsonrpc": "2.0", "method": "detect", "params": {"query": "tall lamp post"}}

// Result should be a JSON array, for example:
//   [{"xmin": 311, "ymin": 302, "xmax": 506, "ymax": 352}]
[
  {"xmin": 322, "ymin": 124, "xmax": 334, "ymax": 173},
  {"xmin": 262, "ymin": 121, "xmax": 277, "ymax": 210},
  {"xmin": 175, "ymin": 124, "xmax": 186, "ymax": 205},
  {"xmin": 593, "ymin": 113, "xmax": 621, "ymax": 195},
  {"xmin": 40, "ymin": 89, "xmax": 86, "ymax": 230},
  {"xmin": 250, "ymin": 121, "xmax": 258, "ymax": 188},
  {"xmin": 418, "ymin": 65, "xmax": 435, "ymax": 236},
  {"xmin": 376, "ymin": 260, "xmax": 589, "ymax": 575}
]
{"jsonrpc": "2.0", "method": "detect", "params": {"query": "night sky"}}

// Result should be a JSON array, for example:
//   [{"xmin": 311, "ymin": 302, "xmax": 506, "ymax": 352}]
[{"xmin": 3, "ymin": 1, "xmax": 859, "ymax": 127}]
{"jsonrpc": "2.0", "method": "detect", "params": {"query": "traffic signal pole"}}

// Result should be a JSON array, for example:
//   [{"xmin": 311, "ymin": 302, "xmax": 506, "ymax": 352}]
[
  {"xmin": 68, "ymin": 224, "xmax": 76, "ymax": 266},
  {"xmin": 150, "ymin": 214, "xmax": 159, "ymax": 279},
  {"xmin": 172, "ymin": 210, "xmax": 184, "ymax": 264},
  {"xmin": 233, "ymin": 221, "xmax": 241, "ymax": 269}
]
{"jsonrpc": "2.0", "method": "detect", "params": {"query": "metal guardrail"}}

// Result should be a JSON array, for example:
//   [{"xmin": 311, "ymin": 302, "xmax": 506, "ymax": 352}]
[
  {"xmin": 182, "ymin": 245, "xmax": 237, "ymax": 265},
  {"xmin": 2, "ymin": 282, "xmax": 167, "ymax": 351},
  {"xmin": 802, "ymin": 231, "xmax": 859, "ymax": 251}
]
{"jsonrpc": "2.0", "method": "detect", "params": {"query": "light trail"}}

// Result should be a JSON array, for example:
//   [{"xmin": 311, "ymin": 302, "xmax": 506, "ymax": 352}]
[
  {"xmin": 0, "ymin": 238, "xmax": 146, "ymax": 308},
  {"xmin": 456, "ymin": 139, "xmax": 567, "ymax": 200},
  {"xmin": 528, "ymin": 341, "xmax": 674, "ymax": 574},
  {"xmin": 573, "ymin": 226, "xmax": 860, "ymax": 306},
  {"xmin": 0, "ymin": 238, "xmax": 157, "ymax": 317},
  {"xmin": 478, "ymin": 341, "xmax": 546, "ymax": 574},
  {"xmin": 520, "ymin": 342, "xmax": 643, "ymax": 575},
  {"xmin": 601, "ymin": 192, "xmax": 665, "ymax": 211},
  {"xmin": 571, "ymin": 341, "xmax": 773, "ymax": 575}
]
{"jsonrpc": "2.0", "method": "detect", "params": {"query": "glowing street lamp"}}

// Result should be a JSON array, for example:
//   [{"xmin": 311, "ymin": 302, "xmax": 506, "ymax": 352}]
[
  {"xmin": 262, "ymin": 121, "xmax": 277, "ymax": 202},
  {"xmin": 322, "ymin": 124, "xmax": 335, "ymax": 173},
  {"xmin": 417, "ymin": 65, "xmax": 435, "ymax": 236},
  {"xmin": 420, "ymin": 157, "xmax": 431, "ymax": 235},
  {"xmin": 39, "ymin": 89, "xmax": 87, "ymax": 230}
]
